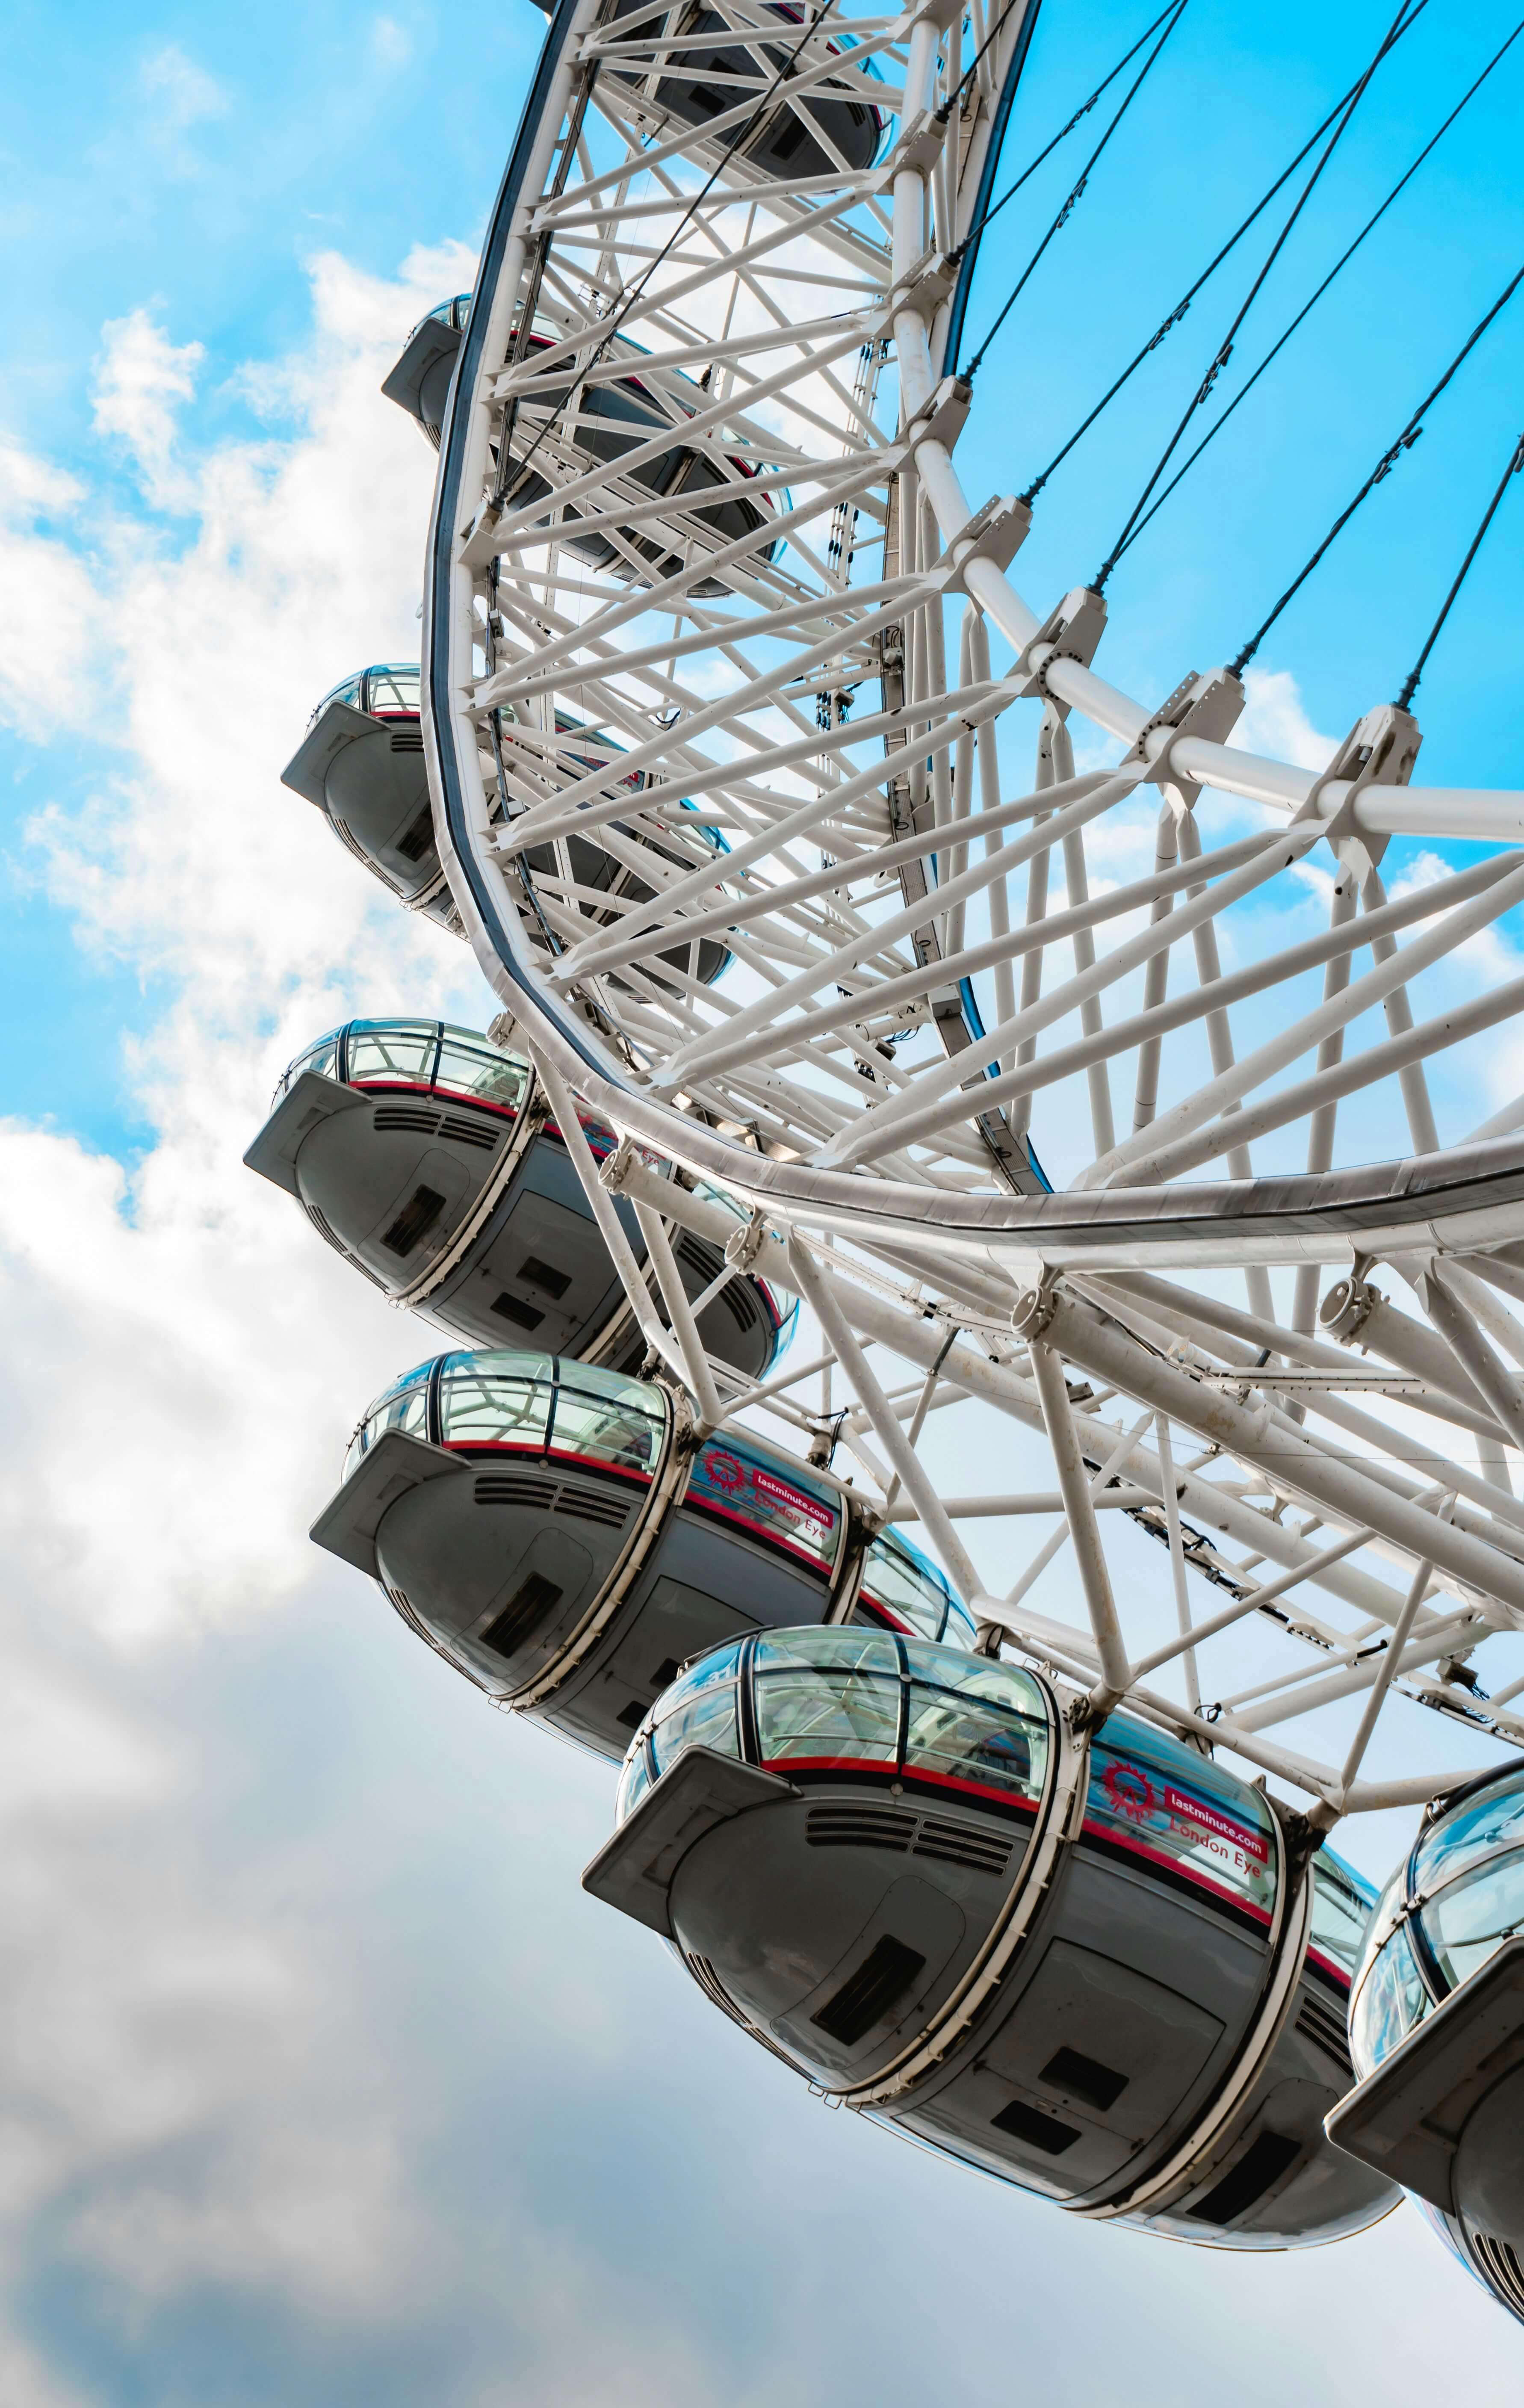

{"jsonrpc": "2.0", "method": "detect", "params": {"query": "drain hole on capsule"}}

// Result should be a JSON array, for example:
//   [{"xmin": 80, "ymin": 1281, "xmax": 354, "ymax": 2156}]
[
  {"xmin": 990, "ymin": 2098, "xmax": 1081, "ymax": 2157},
  {"xmin": 1040, "ymin": 2047, "xmax": 1128, "ymax": 2113},
  {"xmin": 381, "ymin": 1184, "xmax": 447, "ymax": 1257},
  {"xmin": 811, "ymin": 1935, "xmax": 926, "ymax": 2046},
  {"xmin": 1186, "ymin": 2130, "xmax": 1301, "ymax": 2224},
  {"xmin": 478, "ymin": 1572, "xmax": 563, "ymax": 1659},
  {"xmin": 520, "ymin": 1254, "xmax": 572, "ymax": 1299},
  {"xmin": 491, "ymin": 1292, "xmax": 546, "ymax": 1330}
]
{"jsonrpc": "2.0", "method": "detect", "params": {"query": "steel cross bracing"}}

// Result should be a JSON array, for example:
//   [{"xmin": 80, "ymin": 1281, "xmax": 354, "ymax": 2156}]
[{"xmin": 420, "ymin": 0, "xmax": 1524, "ymax": 1824}]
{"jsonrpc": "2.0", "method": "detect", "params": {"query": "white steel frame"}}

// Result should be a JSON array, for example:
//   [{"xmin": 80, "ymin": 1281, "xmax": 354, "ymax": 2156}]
[{"xmin": 417, "ymin": 0, "xmax": 1524, "ymax": 1829}]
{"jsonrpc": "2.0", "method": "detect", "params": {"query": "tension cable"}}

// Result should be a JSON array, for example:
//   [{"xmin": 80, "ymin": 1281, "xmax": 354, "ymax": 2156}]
[
  {"xmin": 1229, "ymin": 257, "xmax": 1524, "ymax": 676},
  {"xmin": 1394, "ymin": 422, "xmax": 1524, "ymax": 711},
  {"xmin": 1092, "ymin": 0, "xmax": 1428, "ymax": 590},
  {"xmin": 1106, "ymin": 14, "xmax": 1524, "ymax": 567},
  {"xmin": 961, "ymin": 0, "xmax": 1190, "ymax": 383}
]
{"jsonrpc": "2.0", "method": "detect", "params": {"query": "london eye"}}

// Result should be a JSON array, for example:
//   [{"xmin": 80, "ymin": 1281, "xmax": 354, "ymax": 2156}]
[{"xmin": 253, "ymin": 0, "xmax": 1524, "ymax": 2323}]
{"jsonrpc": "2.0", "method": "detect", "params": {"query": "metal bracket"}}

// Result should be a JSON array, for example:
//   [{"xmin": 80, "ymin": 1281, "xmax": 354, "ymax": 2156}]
[
  {"xmin": 888, "ymin": 248, "xmax": 961, "ymax": 329},
  {"xmin": 886, "ymin": 112, "xmax": 949, "ymax": 180},
  {"xmin": 945, "ymin": 493, "xmax": 1031, "ymax": 587},
  {"xmin": 1122, "ymin": 665, "xmax": 1246, "ymax": 808},
  {"xmin": 1294, "ymin": 701, "xmax": 1422, "ymax": 878},
  {"xmin": 902, "ymin": 370, "xmax": 970, "ymax": 449},
  {"xmin": 724, "ymin": 1206, "xmax": 770, "ymax": 1275},
  {"xmin": 598, "ymin": 1133, "xmax": 639, "ymax": 1194},
  {"xmin": 1010, "ymin": 586, "xmax": 1108, "ymax": 716},
  {"xmin": 1010, "ymin": 1273, "xmax": 1060, "ymax": 1342}
]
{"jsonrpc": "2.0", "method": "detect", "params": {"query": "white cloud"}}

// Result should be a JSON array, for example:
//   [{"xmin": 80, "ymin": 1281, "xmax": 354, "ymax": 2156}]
[
  {"xmin": 1233, "ymin": 665, "xmax": 1338, "ymax": 774},
  {"xmin": 90, "ymin": 310, "xmax": 205, "ymax": 510},
  {"xmin": 139, "ymin": 43, "xmax": 228, "ymax": 133},
  {"xmin": 372, "ymin": 15, "xmax": 413, "ymax": 65}
]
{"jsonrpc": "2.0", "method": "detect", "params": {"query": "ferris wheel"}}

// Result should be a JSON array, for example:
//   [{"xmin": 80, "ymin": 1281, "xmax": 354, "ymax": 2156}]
[{"xmin": 250, "ymin": 0, "xmax": 1524, "ymax": 2320}]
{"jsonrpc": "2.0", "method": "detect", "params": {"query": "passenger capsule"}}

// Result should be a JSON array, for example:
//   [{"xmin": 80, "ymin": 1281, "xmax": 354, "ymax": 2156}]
[
  {"xmin": 381, "ymin": 293, "xmax": 470, "ymax": 447},
  {"xmin": 527, "ymin": 0, "xmax": 886, "ymax": 180},
  {"xmin": 242, "ymin": 1016, "xmax": 789, "ymax": 1373},
  {"xmin": 311, "ymin": 1348, "xmax": 973, "ymax": 1758},
  {"xmin": 584, "ymin": 1628, "xmax": 1398, "ymax": 2246},
  {"xmin": 281, "ymin": 663, "xmax": 462, "ymax": 934},
  {"xmin": 1329, "ymin": 1762, "xmax": 1524, "ymax": 2322},
  {"xmin": 283, "ymin": 661, "xmax": 730, "ymax": 984}
]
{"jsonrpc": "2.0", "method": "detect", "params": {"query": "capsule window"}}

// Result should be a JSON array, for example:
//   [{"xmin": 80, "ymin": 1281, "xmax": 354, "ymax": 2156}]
[
  {"xmin": 989, "ymin": 2098, "xmax": 1080, "ymax": 2157},
  {"xmin": 478, "ymin": 1570, "xmax": 564, "ymax": 1660},
  {"xmin": 1040, "ymin": 2048, "xmax": 1128, "ymax": 2113},
  {"xmin": 755, "ymin": 1665, "xmax": 899, "ymax": 1771},
  {"xmin": 491, "ymin": 1292, "xmax": 546, "ymax": 1332},
  {"xmin": 395, "ymin": 806, "xmax": 437, "ymax": 864},
  {"xmin": 1185, "ymin": 2130, "xmax": 1301, "ymax": 2225},
  {"xmin": 811, "ymin": 1935, "xmax": 927, "ymax": 2045},
  {"xmin": 519, "ymin": 1255, "xmax": 572, "ymax": 1300},
  {"xmin": 380, "ymin": 1183, "xmax": 448, "ymax": 1257}
]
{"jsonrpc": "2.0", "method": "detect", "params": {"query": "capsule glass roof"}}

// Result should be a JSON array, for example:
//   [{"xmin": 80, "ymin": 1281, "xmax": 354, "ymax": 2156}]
[
  {"xmin": 309, "ymin": 662, "xmax": 422, "ymax": 727},
  {"xmin": 345, "ymin": 1348, "xmax": 669, "ymax": 1484},
  {"xmin": 274, "ymin": 1018, "xmax": 531, "ymax": 1112}
]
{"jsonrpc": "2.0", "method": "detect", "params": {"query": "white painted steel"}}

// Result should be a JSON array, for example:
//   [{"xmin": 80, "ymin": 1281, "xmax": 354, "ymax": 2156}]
[{"xmin": 409, "ymin": 0, "xmax": 1524, "ymax": 1814}]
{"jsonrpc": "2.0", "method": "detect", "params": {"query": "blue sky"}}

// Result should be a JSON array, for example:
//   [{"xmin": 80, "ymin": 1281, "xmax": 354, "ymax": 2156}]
[{"xmin": 3, "ymin": 2, "xmax": 1524, "ymax": 2400}]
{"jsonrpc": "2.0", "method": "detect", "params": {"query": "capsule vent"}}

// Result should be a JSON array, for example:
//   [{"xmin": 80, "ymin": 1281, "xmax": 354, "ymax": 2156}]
[
  {"xmin": 1471, "ymin": 2233, "xmax": 1524, "ymax": 2315},
  {"xmin": 911, "ymin": 1816, "xmax": 1013, "ymax": 1877},
  {"xmin": 552, "ymin": 1488, "xmax": 632, "ymax": 1530},
  {"xmin": 303, "ymin": 1201, "xmax": 348, "ymax": 1256},
  {"xmin": 372, "ymin": 1105, "xmax": 443, "ymax": 1136},
  {"xmin": 1294, "ymin": 1989, "xmax": 1353, "ymax": 2076},
  {"xmin": 475, "ymin": 1471, "xmax": 560, "ymax": 1511},
  {"xmin": 806, "ymin": 1805, "xmax": 915, "ymax": 1854},
  {"xmin": 1185, "ymin": 2130, "xmax": 1302, "ymax": 2225},
  {"xmin": 439, "ymin": 1114, "xmax": 499, "ymax": 1151},
  {"xmin": 389, "ymin": 730, "xmax": 425, "ymax": 754}
]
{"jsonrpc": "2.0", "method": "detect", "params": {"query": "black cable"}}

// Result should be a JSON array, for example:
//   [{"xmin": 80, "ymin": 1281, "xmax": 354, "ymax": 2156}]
[
  {"xmin": 948, "ymin": 2, "xmax": 1178, "ymax": 272},
  {"xmin": 1229, "ymin": 258, "xmax": 1524, "ymax": 676},
  {"xmin": 1093, "ymin": 0, "xmax": 1426, "ymax": 588},
  {"xmin": 938, "ymin": 0, "xmax": 1030, "ymax": 131},
  {"xmin": 505, "ymin": 0, "xmax": 842, "ymax": 507},
  {"xmin": 1018, "ymin": 18, "xmax": 1435, "ymax": 508},
  {"xmin": 963, "ymin": 0, "xmax": 1190, "ymax": 381},
  {"xmin": 1108, "ymin": 14, "xmax": 1524, "ymax": 565},
  {"xmin": 1395, "ymin": 423, "xmax": 1524, "ymax": 710}
]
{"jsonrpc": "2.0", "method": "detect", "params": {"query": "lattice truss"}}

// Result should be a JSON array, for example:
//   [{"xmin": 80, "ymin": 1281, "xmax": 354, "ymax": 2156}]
[{"xmin": 422, "ymin": 0, "xmax": 1524, "ymax": 1826}]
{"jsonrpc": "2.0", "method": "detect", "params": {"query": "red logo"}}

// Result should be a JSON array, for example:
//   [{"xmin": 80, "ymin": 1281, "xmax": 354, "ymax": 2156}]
[
  {"xmin": 1102, "ymin": 1761, "xmax": 1156, "ymax": 1823},
  {"xmin": 703, "ymin": 1449, "xmax": 746, "ymax": 1494}
]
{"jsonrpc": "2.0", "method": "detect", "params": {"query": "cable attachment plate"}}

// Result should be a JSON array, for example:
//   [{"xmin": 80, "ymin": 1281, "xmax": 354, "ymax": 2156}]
[
  {"xmin": 903, "ymin": 370, "xmax": 970, "ymax": 450},
  {"xmin": 598, "ymin": 1135, "xmax": 640, "ymax": 1194},
  {"xmin": 886, "ymin": 111, "xmax": 951, "ymax": 180},
  {"xmin": 889, "ymin": 249, "xmax": 961, "ymax": 330},
  {"xmin": 945, "ymin": 492, "xmax": 1031, "ymax": 587},
  {"xmin": 1293, "ymin": 702, "xmax": 1422, "ymax": 878},
  {"xmin": 1010, "ymin": 586, "xmax": 1108, "ymax": 716},
  {"xmin": 1122, "ymin": 665, "xmax": 1245, "ymax": 808},
  {"xmin": 724, "ymin": 1207, "xmax": 770, "ymax": 1274}
]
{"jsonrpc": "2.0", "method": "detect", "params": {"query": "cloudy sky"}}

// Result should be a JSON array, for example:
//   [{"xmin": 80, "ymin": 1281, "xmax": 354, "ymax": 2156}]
[{"xmin": 3, "ymin": 0, "xmax": 1524, "ymax": 2399}]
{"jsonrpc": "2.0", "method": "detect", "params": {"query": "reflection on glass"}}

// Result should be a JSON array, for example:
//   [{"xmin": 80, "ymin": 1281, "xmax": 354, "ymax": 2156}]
[
  {"xmin": 438, "ymin": 1363, "xmax": 553, "ymax": 1452},
  {"xmin": 755, "ymin": 1667, "xmax": 899, "ymax": 1767},
  {"xmin": 365, "ymin": 664, "xmax": 421, "ymax": 715},
  {"xmin": 658, "ymin": 1640, "xmax": 744, "ymax": 1701},
  {"xmin": 434, "ymin": 1035, "xmax": 529, "ymax": 1112},
  {"xmin": 904, "ymin": 1687, "xmax": 1045, "ymax": 1801},
  {"xmin": 755, "ymin": 1628, "xmax": 896, "ymax": 1677},
  {"xmin": 651, "ymin": 1683, "xmax": 739, "ymax": 1776},
  {"xmin": 617, "ymin": 1743, "xmax": 653, "ymax": 1822},
  {"xmin": 344, "ymin": 1366, "xmax": 431, "ymax": 1478},
  {"xmin": 1351, "ymin": 1921, "xmax": 1431, "ymax": 2074},
  {"xmin": 859, "ymin": 1532, "xmax": 953, "ymax": 1641},
  {"xmin": 1309, "ymin": 1848, "xmax": 1376, "ymax": 1983},
  {"xmin": 1424, "ymin": 1848, "xmax": 1524, "ymax": 1991},
  {"xmin": 276, "ymin": 1029, "xmax": 343, "ymax": 1100},
  {"xmin": 346, "ymin": 1021, "xmax": 438, "ymax": 1086},
  {"xmin": 1414, "ymin": 1779, "xmax": 1524, "ymax": 1899},
  {"xmin": 552, "ymin": 1374, "xmax": 665, "ymax": 1474}
]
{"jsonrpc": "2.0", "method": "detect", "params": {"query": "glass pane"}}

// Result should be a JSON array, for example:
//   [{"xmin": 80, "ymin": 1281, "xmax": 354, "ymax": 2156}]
[
  {"xmin": 904, "ymin": 1685, "xmax": 1047, "ymax": 1802},
  {"xmin": 434, "ymin": 1031, "xmax": 530, "ymax": 1113},
  {"xmin": 275, "ymin": 1028, "xmax": 343, "ymax": 1101},
  {"xmin": 901, "ymin": 1644, "xmax": 1046, "ymax": 1718},
  {"xmin": 942, "ymin": 1598, "xmax": 979, "ymax": 1652},
  {"xmin": 1423, "ymin": 1846, "xmax": 1524, "ymax": 1992},
  {"xmin": 312, "ymin": 670, "xmax": 363, "ymax": 723},
  {"xmin": 1350, "ymin": 1923, "xmax": 1431, "ymax": 2075},
  {"xmin": 1414, "ymin": 1773, "xmax": 1524, "ymax": 1900},
  {"xmin": 552, "ymin": 1376, "xmax": 665, "ymax": 1475},
  {"xmin": 686, "ymin": 1437, "xmax": 842, "ymax": 1572},
  {"xmin": 650, "ymin": 1683, "xmax": 740, "ymax": 1777},
  {"xmin": 654, "ymin": 1639, "xmax": 744, "ymax": 1705},
  {"xmin": 345, "ymin": 1369, "xmax": 431, "ymax": 1479},
  {"xmin": 616, "ymin": 1741, "xmax": 654, "ymax": 1823},
  {"xmin": 754, "ymin": 1627, "xmax": 898, "ymax": 1677},
  {"xmin": 437, "ymin": 1361, "xmax": 553, "ymax": 1450},
  {"xmin": 858, "ymin": 1533, "xmax": 952, "ymax": 1640},
  {"xmin": 755, "ymin": 1668, "xmax": 900, "ymax": 1767},
  {"xmin": 345, "ymin": 1020, "xmax": 438, "ymax": 1086},
  {"xmin": 1086, "ymin": 1721, "xmax": 1278, "ymax": 1926},
  {"xmin": 1308, "ymin": 1848, "xmax": 1377, "ymax": 1985},
  {"xmin": 364, "ymin": 663, "xmax": 421, "ymax": 715}
]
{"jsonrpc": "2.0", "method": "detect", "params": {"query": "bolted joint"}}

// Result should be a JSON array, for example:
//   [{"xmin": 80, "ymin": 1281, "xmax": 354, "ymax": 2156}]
[
  {"xmin": 886, "ymin": 111, "xmax": 949, "ymax": 180},
  {"xmin": 1294, "ymin": 701, "xmax": 1423, "ymax": 875},
  {"xmin": 1123, "ymin": 665, "xmax": 1245, "ymax": 804},
  {"xmin": 1010, "ymin": 1280, "xmax": 1059, "ymax": 1342},
  {"xmin": 903, "ymin": 370, "xmax": 971, "ymax": 451},
  {"xmin": 724, "ymin": 1205, "xmax": 770, "ymax": 1275},
  {"xmin": 598, "ymin": 1134, "xmax": 640, "ymax": 1194},
  {"xmin": 1010, "ymin": 586, "xmax": 1108, "ymax": 716},
  {"xmin": 945, "ymin": 493, "xmax": 1031, "ymax": 587},
  {"xmin": 1319, "ymin": 1273, "xmax": 1385, "ymax": 1347}
]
